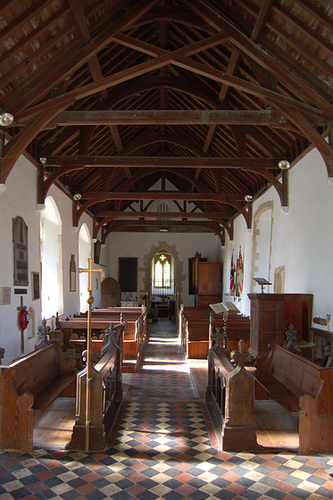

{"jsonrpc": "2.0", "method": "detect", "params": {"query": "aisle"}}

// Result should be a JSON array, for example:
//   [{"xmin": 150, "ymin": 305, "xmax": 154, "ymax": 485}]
[{"xmin": 0, "ymin": 320, "xmax": 332, "ymax": 499}]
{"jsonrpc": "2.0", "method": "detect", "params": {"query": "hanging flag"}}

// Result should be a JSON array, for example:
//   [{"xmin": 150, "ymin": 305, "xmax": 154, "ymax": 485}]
[
  {"xmin": 230, "ymin": 251, "xmax": 235, "ymax": 295},
  {"xmin": 236, "ymin": 247, "xmax": 244, "ymax": 296}
]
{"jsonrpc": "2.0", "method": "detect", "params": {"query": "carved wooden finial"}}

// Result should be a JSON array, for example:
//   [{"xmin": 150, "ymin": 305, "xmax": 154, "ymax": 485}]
[
  {"xmin": 211, "ymin": 326, "xmax": 228, "ymax": 352},
  {"xmin": 37, "ymin": 318, "xmax": 51, "ymax": 341},
  {"xmin": 284, "ymin": 323, "xmax": 301, "ymax": 353},
  {"xmin": 230, "ymin": 339, "xmax": 251, "ymax": 367},
  {"xmin": 0, "ymin": 347, "xmax": 5, "ymax": 364}
]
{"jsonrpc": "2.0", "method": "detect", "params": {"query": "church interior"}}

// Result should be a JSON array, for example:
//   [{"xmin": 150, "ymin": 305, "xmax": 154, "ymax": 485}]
[{"xmin": 0, "ymin": 1, "xmax": 333, "ymax": 499}]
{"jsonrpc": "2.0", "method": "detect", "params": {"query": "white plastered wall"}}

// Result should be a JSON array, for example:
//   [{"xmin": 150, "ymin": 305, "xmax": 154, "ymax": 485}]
[
  {"xmin": 0, "ymin": 154, "xmax": 97, "ymax": 363},
  {"xmin": 223, "ymin": 144, "xmax": 333, "ymax": 324}
]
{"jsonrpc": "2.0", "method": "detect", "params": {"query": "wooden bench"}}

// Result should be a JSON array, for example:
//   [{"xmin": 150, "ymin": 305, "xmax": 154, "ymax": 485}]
[
  {"xmin": 255, "ymin": 344, "xmax": 333, "ymax": 454},
  {"xmin": 178, "ymin": 306, "xmax": 250, "ymax": 359},
  {"xmin": 60, "ymin": 316, "xmax": 146, "ymax": 370},
  {"xmin": 0, "ymin": 344, "xmax": 77, "ymax": 453},
  {"xmin": 206, "ymin": 340, "xmax": 259, "ymax": 451},
  {"xmin": 67, "ymin": 323, "xmax": 124, "ymax": 451},
  {"xmin": 309, "ymin": 327, "xmax": 333, "ymax": 366}
]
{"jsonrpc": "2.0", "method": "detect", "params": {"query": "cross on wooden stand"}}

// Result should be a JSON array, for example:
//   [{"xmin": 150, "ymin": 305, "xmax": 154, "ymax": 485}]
[{"xmin": 79, "ymin": 258, "xmax": 102, "ymax": 452}]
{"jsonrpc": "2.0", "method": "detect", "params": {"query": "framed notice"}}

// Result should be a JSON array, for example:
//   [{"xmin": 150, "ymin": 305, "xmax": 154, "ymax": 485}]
[
  {"xmin": 70, "ymin": 254, "xmax": 76, "ymax": 292},
  {"xmin": 13, "ymin": 216, "xmax": 28, "ymax": 286},
  {"xmin": 94, "ymin": 240, "xmax": 101, "ymax": 265},
  {"xmin": 31, "ymin": 272, "xmax": 40, "ymax": 300}
]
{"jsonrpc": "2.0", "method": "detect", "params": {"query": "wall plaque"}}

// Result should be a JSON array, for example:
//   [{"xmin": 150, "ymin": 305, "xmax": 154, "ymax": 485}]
[
  {"xmin": 13, "ymin": 216, "xmax": 28, "ymax": 286},
  {"xmin": 0, "ymin": 287, "xmax": 11, "ymax": 306}
]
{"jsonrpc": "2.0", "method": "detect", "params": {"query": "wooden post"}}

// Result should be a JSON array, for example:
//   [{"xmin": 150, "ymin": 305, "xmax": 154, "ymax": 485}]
[{"xmin": 78, "ymin": 258, "xmax": 102, "ymax": 452}]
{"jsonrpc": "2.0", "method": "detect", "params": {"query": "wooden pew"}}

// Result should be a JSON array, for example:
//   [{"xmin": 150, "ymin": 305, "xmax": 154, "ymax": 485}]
[
  {"xmin": 309, "ymin": 327, "xmax": 333, "ymax": 366},
  {"xmin": 67, "ymin": 323, "xmax": 124, "ymax": 451},
  {"xmin": 254, "ymin": 344, "xmax": 333, "ymax": 454},
  {"xmin": 206, "ymin": 340, "xmax": 259, "ymax": 451},
  {"xmin": 178, "ymin": 306, "xmax": 250, "ymax": 358},
  {"xmin": 59, "ymin": 315, "xmax": 146, "ymax": 370},
  {"xmin": 0, "ymin": 344, "xmax": 77, "ymax": 453}
]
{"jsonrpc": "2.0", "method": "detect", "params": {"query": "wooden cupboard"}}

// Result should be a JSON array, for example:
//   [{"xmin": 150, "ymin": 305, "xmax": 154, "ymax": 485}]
[{"xmin": 197, "ymin": 261, "xmax": 221, "ymax": 307}]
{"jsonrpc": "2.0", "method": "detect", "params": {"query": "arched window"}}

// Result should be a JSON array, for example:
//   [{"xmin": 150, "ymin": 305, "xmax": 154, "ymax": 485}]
[
  {"xmin": 79, "ymin": 224, "xmax": 91, "ymax": 312},
  {"xmin": 152, "ymin": 251, "xmax": 174, "ymax": 295},
  {"xmin": 40, "ymin": 197, "xmax": 63, "ymax": 319}
]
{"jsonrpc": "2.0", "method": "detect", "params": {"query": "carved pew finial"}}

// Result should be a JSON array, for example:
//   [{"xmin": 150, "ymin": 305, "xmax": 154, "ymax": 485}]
[
  {"xmin": 35, "ymin": 318, "xmax": 51, "ymax": 349},
  {"xmin": 230, "ymin": 339, "xmax": 251, "ymax": 367},
  {"xmin": 284, "ymin": 323, "xmax": 301, "ymax": 353},
  {"xmin": 101, "ymin": 322, "xmax": 121, "ymax": 356},
  {"xmin": 211, "ymin": 326, "xmax": 228, "ymax": 353}
]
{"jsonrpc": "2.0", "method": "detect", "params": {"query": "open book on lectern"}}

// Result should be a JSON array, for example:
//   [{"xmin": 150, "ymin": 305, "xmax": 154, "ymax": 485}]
[{"xmin": 209, "ymin": 301, "xmax": 240, "ymax": 315}]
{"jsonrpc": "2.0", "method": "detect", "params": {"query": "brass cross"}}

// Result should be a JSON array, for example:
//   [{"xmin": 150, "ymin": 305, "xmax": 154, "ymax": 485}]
[{"xmin": 79, "ymin": 257, "xmax": 102, "ymax": 292}]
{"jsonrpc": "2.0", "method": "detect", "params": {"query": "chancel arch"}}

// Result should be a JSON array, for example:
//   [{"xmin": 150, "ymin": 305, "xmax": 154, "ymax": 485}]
[
  {"xmin": 140, "ymin": 241, "xmax": 185, "ymax": 307},
  {"xmin": 40, "ymin": 196, "xmax": 63, "ymax": 319}
]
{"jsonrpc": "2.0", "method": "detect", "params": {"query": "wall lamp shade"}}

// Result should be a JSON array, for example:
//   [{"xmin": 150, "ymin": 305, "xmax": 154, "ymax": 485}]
[
  {"xmin": 244, "ymin": 194, "xmax": 253, "ymax": 202},
  {"xmin": 0, "ymin": 111, "xmax": 14, "ymax": 127},
  {"xmin": 278, "ymin": 160, "xmax": 291, "ymax": 170},
  {"xmin": 73, "ymin": 193, "xmax": 82, "ymax": 201}
]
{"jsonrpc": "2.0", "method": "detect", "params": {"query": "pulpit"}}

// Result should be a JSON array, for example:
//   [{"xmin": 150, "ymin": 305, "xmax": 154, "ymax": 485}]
[{"xmin": 248, "ymin": 293, "xmax": 284, "ymax": 359}]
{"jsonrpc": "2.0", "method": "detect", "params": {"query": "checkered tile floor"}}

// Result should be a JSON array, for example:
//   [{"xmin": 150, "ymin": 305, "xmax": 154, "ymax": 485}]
[{"xmin": 1, "ymin": 320, "xmax": 332, "ymax": 499}]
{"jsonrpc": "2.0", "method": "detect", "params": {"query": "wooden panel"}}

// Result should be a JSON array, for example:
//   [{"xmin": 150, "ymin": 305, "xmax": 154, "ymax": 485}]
[
  {"xmin": 282, "ymin": 294, "xmax": 313, "ymax": 341},
  {"xmin": 248, "ymin": 293, "xmax": 284, "ymax": 359},
  {"xmin": 198, "ymin": 262, "xmax": 221, "ymax": 296},
  {"xmin": 119, "ymin": 257, "xmax": 137, "ymax": 292}
]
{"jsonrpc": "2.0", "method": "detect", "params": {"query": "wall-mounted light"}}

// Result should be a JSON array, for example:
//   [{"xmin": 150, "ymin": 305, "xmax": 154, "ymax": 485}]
[
  {"xmin": 73, "ymin": 193, "xmax": 82, "ymax": 201},
  {"xmin": 159, "ymin": 227, "xmax": 168, "ymax": 232},
  {"xmin": 278, "ymin": 160, "xmax": 291, "ymax": 170},
  {"xmin": 0, "ymin": 111, "xmax": 14, "ymax": 127},
  {"xmin": 39, "ymin": 157, "xmax": 47, "ymax": 165},
  {"xmin": 244, "ymin": 194, "xmax": 253, "ymax": 202}
]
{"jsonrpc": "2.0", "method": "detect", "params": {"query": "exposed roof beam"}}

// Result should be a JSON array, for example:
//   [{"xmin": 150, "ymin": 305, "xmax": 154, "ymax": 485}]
[
  {"xmin": 4, "ymin": 0, "xmax": 161, "ymax": 113},
  {"xmin": 47, "ymin": 109, "xmax": 293, "ymax": 126},
  {"xmin": 182, "ymin": 0, "xmax": 333, "ymax": 118},
  {"xmin": 79, "ymin": 191, "xmax": 248, "ymax": 201},
  {"xmin": 43, "ymin": 155, "xmax": 281, "ymax": 168},
  {"xmin": 95, "ymin": 210, "xmax": 226, "ymax": 220}
]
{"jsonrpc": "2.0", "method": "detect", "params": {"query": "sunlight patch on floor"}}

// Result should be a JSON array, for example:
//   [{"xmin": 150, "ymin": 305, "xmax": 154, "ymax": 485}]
[
  {"xmin": 141, "ymin": 362, "xmax": 190, "ymax": 373},
  {"xmin": 148, "ymin": 337, "xmax": 180, "ymax": 344}
]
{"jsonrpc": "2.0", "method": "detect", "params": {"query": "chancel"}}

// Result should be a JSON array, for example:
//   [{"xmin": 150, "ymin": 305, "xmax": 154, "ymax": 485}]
[{"xmin": 0, "ymin": 1, "xmax": 333, "ymax": 498}]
